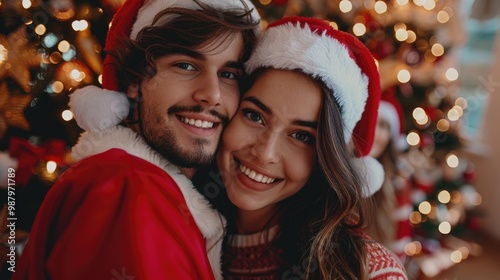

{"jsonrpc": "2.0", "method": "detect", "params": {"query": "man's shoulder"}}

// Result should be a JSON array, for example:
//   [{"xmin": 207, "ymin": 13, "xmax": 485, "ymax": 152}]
[
  {"xmin": 59, "ymin": 148, "xmax": 181, "ymax": 193},
  {"xmin": 71, "ymin": 148, "xmax": 166, "ymax": 175}
]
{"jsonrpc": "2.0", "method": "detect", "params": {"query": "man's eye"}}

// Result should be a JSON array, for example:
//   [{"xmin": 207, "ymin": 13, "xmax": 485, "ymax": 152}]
[
  {"xmin": 176, "ymin": 63, "xmax": 196, "ymax": 70},
  {"xmin": 219, "ymin": 71, "xmax": 239, "ymax": 80},
  {"xmin": 242, "ymin": 109, "xmax": 263, "ymax": 124},
  {"xmin": 291, "ymin": 131, "xmax": 315, "ymax": 144}
]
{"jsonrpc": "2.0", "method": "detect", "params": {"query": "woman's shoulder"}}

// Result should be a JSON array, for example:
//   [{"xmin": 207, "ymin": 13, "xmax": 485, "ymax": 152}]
[{"xmin": 366, "ymin": 239, "xmax": 408, "ymax": 280}]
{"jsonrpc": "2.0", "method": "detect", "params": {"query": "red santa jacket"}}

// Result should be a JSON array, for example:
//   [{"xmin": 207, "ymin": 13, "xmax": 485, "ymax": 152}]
[{"xmin": 13, "ymin": 126, "xmax": 225, "ymax": 279}]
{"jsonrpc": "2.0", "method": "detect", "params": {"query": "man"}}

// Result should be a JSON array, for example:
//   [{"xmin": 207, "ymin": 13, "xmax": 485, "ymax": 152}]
[{"xmin": 13, "ymin": 0, "xmax": 260, "ymax": 279}]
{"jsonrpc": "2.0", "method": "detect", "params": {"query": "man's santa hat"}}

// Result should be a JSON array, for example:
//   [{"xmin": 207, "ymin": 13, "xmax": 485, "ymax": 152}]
[
  {"xmin": 69, "ymin": 0, "xmax": 260, "ymax": 132},
  {"xmin": 245, "ymin": 16, "xmax": 384, "ymax": 196},
  {"xmin": 378, "ymin": 89, "xmax": 408, "ymax": 151}
]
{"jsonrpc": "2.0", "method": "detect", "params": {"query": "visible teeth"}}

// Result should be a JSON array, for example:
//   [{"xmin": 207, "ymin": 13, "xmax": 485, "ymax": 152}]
[
  {"xmin": 181, "ymin": 117, "xmax": 214, "ymax": 128},
  {"xmin": 238, "ymin": 163, "xmax": 276, "ymax": 184}
]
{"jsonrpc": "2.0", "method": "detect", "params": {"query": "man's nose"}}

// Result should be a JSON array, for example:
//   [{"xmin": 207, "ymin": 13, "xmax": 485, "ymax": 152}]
[{"xmin": 192, "ymin": 73, "xmax": 222, "ymax": 107}]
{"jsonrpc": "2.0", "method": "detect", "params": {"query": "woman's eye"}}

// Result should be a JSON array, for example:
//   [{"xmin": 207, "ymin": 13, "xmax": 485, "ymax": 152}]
[
  {"xmin": 176, "ymin": 62, "xmax": 196, "ymax": 71},
  {"xmin": 242, "ymin": 109, "xmax": 263, "ymax": 124},
  {"xmin": 291, "ymin": 131, "xmax": 315, "ymax": 144}
]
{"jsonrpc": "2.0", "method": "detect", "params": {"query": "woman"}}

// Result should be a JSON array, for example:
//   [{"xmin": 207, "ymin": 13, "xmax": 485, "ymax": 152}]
[
  {"xmin": 196, "ymin": 16, "xmax": 408, "ymax": 279},
  {"xmin": 368, "ymin": 92, "xmax": 413, "ymax": 264}
]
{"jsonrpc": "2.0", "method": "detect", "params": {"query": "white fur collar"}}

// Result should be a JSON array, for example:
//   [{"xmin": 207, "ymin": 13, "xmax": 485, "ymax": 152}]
[{"xmin": 71, "ymin": 125, "xmax": 225, "ymax": 279}]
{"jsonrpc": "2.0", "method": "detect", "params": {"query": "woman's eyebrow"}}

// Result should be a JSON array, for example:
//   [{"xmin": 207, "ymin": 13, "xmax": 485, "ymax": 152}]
[
  {"xmin": 242, "ymin": 96, "xmax": 272, "ymax": 115},
  {"xmin": 292, "ymin": 120, "xmax": 318, "ymax": 129}
]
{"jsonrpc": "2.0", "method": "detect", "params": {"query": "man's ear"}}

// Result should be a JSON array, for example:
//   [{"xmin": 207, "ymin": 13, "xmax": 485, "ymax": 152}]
[{"xmin": 127, "ymin": 84, "xmax": 139, "ymax": 99}]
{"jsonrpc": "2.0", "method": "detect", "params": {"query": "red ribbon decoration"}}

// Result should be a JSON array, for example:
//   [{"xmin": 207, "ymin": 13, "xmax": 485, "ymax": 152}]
[{"xmin": 8, "ymin": 137, "xmax": 68, "ymax": 186}]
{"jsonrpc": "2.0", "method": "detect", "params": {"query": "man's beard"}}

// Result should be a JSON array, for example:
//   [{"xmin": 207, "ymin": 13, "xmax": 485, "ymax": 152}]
[{"xmin": 144, "ymin": 127, "xmax": 215, "ymax": 168}]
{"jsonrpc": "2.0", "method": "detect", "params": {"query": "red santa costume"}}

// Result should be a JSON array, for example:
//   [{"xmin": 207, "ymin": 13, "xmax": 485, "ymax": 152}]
[{"xmin": 12, "ymin": 0, "xmax": 260, "ymax": 279}]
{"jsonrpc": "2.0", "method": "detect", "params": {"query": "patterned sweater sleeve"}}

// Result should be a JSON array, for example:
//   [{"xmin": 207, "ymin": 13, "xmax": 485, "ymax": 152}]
[{"xmin": 367, "ymin": 240, "xmax": 408, "ymax": 280}]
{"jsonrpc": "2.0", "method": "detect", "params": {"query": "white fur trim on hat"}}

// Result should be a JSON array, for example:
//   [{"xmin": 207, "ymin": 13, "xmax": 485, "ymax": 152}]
[
  {"xmin": 378, "ymin": 100, "xmax": 400, "ymax": 140},
  {"xmin": 131, "ymin": 0, "xmax": 261, "ymax": 39},
  {"xmin": 245, "ymin": 22, "xmax": 369, "ymax": 144},
  {"xmin": 353, "ymin": 156, "xmax": 385, "ymax": 197},
  {"xmin": 69, "ymin": 86, "xmax": 129, "ymax": 131}
]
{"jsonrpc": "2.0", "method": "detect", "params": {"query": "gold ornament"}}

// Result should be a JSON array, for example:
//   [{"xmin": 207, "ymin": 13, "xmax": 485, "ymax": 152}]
[
  {"xmin": 0, "ymin": 82, "xmax": 32, "ymax": 138},
  {"xmin": 0, "ymin": 26, "xmax": 42, "ymax": 93}
]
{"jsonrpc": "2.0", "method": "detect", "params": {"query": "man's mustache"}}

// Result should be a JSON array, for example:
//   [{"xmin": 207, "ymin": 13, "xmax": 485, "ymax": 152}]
[{"xmin": 168, "ymin": 105, "xmax": 229, "ymax": 127}]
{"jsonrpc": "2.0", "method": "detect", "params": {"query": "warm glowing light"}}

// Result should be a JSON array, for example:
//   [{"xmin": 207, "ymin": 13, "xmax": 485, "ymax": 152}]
[
  {"xmin": 329, "ymin": 21, "xmax": 338, "ymax": 30},
  {"xmin": 446, "ymin": 153, "xmax": 459, "ymax": 168},
  {"xmin": 259, "ymin": 0, "xmax": 272, "ymax": 5},
  {"xmin": 374, "ymin": 1, "xmax": 387, "ymax": 13},
  {"xmin": 58, "ymin": 40, "xmax": 70, "ymax": 52},
  {"xmin": 409, "ymin": 211, "xmax": 422, "ymax": 224},
  {"xmin": 419, "ymin": 201, "xmax": 431, "ymax": 214},
  {"xmin": 35, "ymin": 24, "xmax": 46, "ymax": 35},
  {"xmin": 450, "ymin": 191, "xmax": 462, "ymax": 204},
  {"xmin": 407, "ymin": 132, "xmax": 420, "ymax": 146},
  {"xmin": 472, "ymin": 193, "xmax": 482, "ymax": 206},
  {"xmin": 413, "ymin": 0, "xmax": 425, "ymax": 6},
  {"xmin": 397, "ymin": 69, "xmax": 411, "ymax": 83},
  {"xmin": 437, "ymin": 119, "xmax": 450, "ymax": 131},
  {"xmin": 396, "ymin": 0, "xmax": 409, "ymax": 5},
  {"xmin": 49, "ymin": 52, "xmax": 62, "ymax": 64},
  {"xmin": 455, "ymin": 97, "xmax": 468, "ymax": 109},
  {"xmin": 62, "ymin": 110, "xmax": 74, "ymax": 121},
  {"xmin": 423, "ymin": 0, "xmax": 436, "ymax": 10},
  {"xmin": 437, "ymin": 10, "xmax": 450, "ymax": 23},
  {"xmin": 46, "ymin": 161, "xmax": 57, "ymax": 174},
  {"xmin": 450, "ymin": 250, "xmax": 462, "ymax": 263},
  {"xmin": 416, "ymin": 114, "xmax": 429, "ymax": 125},
  {"xmin": 412, "ymin": 107, "xmax": 426, "ymax": 121},
  {"xmin": 446, "ymin": 67, "xmax": 459, "ymax": 81},
  {"xmin": 98, "ymin": 74, "xmax": 103, "ymax": 84},
  {"xmin": 22, "ymin": 0, "xmax": 31, "ymax": 9},
  {"xmin": 52, "ymin": 81, "xmax": 64, "ymax": 93},
  {"xmin": 353, "ymin": 23, "xmax": 366, "ymax": 36},
  {"xmin": 394, "ymin": 23, "xmax": 407, "ymax": 31},
  {"xmin": 431, "ymin": 43, "xmax": 444, "ymax": 56},
  {"xmin": 453, "ymin": 105, "xmax": 464, "ymax": 117},
  {"xmin": 395, "ymin": 29, "xmax": 408, "ymax": 41},
  {"xmin": 406, "ymin": 30, "xmax": 417, "ymax": 43},
  {"xmin": 459, "ymin": 246, "xmax": 470, "ymax": 259},
  {"xmin": 339, "ymin": 0, "xmax": 353, "ymax": 13},
  {"xmin": 0, "ymin": 44, "xmax": 7, "ymax": 64},
  {"xmin": 439, "ymin": 221, "xmax": 451, "ymax": 234},
  {"xmin": 72, "ymin": 20, "xmax": 89, "ymax": 31},
  {"xmin": 405, "ymin": 241, "xmax": 422, "ymax": 256},
  {"xmin": 447, "ymin": 108, "xmax": 460, "ymax": 121},
  {"xmin": 70, "ymin": 69, "xmax": 85, "ymax": 82},
  {"xmin": 438, "ymin": 190, "xmax": 451, "ymax": 203}
]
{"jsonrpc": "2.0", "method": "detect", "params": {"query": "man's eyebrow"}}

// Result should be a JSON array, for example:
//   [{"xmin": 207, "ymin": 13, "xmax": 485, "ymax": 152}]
[
  {"xmin": 168, "ymin": 48, "xmax": 204, "ymax": 60},
  {"xmin": 242, "ymin": 96, "xmax": 272, "ymax": 115},
  {"xmin": 225, "ymin": 61, "xmax": 244, "ymax": 70}
]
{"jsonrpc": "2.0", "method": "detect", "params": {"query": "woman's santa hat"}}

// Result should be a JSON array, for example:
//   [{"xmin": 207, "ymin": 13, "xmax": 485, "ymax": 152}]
[
  {"xmin": 69, "ymin": 0, "xmax": 260, "ymax": 132},
  {"xmin": 245, "ymin": 16, "xmax": 384, "ymax": 196},
  {"xmin": 378, "ymin": 90, "xmax": 408, "ymax": 151}
]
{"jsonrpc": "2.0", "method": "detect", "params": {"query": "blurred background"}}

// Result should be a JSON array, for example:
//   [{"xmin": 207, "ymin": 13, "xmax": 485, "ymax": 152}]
[{"xmin": 0, "ymin": 0, "xmax": 499, "ymax": 279}]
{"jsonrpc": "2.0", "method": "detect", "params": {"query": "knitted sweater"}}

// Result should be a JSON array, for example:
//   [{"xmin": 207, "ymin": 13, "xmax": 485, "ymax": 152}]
[{"xmin": 226, "ymin": 226, "xmax": 408, "ymax": 280}]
